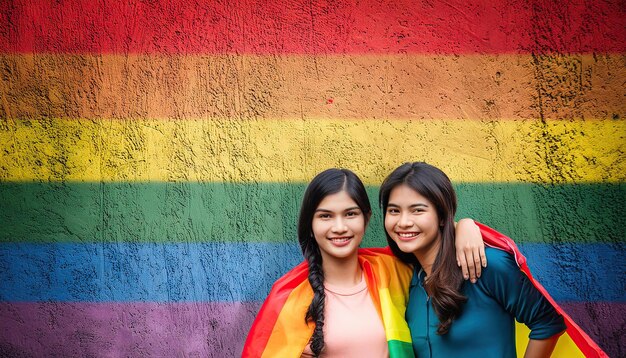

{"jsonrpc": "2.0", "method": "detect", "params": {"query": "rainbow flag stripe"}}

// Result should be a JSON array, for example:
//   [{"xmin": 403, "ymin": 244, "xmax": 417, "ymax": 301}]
[
  {"xmin": 1, "ymin": 0, "xmax": 624, "ymax": 54},
  {"xmin": 2, "ymin": 118, "xmax": 624, "ymax": 183},
  {"xmin": 1, "ymin": 54, "xmax": 624, "ymax": 121}
]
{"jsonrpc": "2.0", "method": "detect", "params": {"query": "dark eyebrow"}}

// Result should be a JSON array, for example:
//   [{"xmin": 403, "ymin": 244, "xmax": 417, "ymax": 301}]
[
  {"xmin": 387, "ymin": 203, "xmax": 428, "ymax": 208},
  {"xmin": 315, "ymin": 206, "xmax": 361, "ymax": 213}
]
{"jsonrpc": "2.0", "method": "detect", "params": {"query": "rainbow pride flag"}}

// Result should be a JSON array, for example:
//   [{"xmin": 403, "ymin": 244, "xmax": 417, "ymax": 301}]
[
  {"xmin": 242, "ymin": 225, "xmax": 607, "ymax": 357},
  {"xmin": 242, "ymin": 247, "xmax": 414, "ymax": 357},
  {"xmin": 0, "ymin": 0, "xmax": 624, "ymax": 356}
]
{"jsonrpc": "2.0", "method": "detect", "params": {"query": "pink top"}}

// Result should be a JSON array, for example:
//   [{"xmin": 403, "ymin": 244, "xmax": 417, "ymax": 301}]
[{"xmin": 302, "ymin": 275, "xmax": 388, "ymax": 357}]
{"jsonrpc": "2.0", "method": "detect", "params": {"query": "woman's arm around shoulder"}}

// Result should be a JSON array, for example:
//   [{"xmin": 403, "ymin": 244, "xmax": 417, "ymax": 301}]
[{"xmin": 455, "ymin": 218, "xmax": 486, "ymax": 283}]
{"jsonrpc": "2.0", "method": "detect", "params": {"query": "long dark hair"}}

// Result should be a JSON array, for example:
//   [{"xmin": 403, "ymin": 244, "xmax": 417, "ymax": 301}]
[
  {"xmin": 298, "ymin": 168, "xmax": 371, "ymax": 356},
  {"xmin": 379, "ymin": 162, "xmax": 466, "ymax": 335}
]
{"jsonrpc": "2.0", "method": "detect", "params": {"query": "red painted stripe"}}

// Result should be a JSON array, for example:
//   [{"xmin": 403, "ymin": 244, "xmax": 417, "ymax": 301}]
[{"xmin": 1, "ymin": 0, "xmax": 624, "ymax": 54}]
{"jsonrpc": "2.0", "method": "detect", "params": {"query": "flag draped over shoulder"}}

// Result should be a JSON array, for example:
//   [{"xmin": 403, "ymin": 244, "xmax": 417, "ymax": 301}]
[
  {"xmin": 243, "ymin": 224, "xmax": 607, "ymax": 357},
  {"xmin": 242, "ymin": 247, "xmax": 414, "ymax": 357},
  {"xmin": 477, "ymin": 223, "xmax": 608, "ymax": 358}
]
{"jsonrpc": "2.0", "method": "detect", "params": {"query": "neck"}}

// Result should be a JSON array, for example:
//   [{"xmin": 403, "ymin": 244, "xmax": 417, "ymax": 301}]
[
  {"xmin": 321, "ymin": 253, "xmax": 362, "ymax": 287},
  {"xmin": 413, "ymin": 234, "xmax": 441, "ymax": 277}
]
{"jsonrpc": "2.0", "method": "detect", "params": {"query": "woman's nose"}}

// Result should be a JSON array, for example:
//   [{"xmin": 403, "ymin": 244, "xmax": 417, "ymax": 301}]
[
  {"xmin": 332, "ymin": 217, "xmax": 348, "ymax": 233},
  {"xmin": 398, "ymin": 212, "xmax": 413, "ymax": 228}
]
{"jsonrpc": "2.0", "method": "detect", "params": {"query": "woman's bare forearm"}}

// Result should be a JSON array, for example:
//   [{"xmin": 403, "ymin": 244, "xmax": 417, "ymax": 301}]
[{"xmin": 524, "ymin": 336, "xmax": 560, "ymax": 358}]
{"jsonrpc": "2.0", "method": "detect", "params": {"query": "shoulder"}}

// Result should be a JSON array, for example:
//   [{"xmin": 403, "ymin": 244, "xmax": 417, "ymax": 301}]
[
  {"xmin": 244, "ymin": 261, "xmax": 313, "ymax": 357},
  {"xmin": 358, "ymin": 247, "xmax": 413, "ymax": 287},
  {"xmin": 476, "ymin": 248, "xmax": 523, "ymax": 290},
  {"xmin": 359, "ymin": 247, "xmax": 412, "ymax": 271},
  {"xmin": 467, "ymin": 248, "xmax": 526, "ymax": 301},
  {"xmin": 358, "ymin": 246, "xmax": 395, "ymax": 257},
  {"xmin": 268, "ymin": 261, "xmax": 310, "ymax": 294},
  {"xmin": 483, "ymin": 247, "xmax": 520, "ymax": 274}
]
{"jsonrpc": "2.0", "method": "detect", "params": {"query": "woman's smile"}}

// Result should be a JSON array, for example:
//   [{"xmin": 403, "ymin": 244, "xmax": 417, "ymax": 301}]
[
  {"xmin": 328, "ymin": 236, "xmax": 353, "ymax": 246},
  {"xmin": 395, "ymin": 231, "xmax": 421, "ymax": 241}
]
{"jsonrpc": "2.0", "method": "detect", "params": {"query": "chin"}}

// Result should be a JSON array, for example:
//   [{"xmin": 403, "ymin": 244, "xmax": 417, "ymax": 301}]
[
  {"xmin": 324, "ymin": 246, "xmax": 360, "ymax": 260},
  {"xmin": 395, "ymin": 241, "xmax": 418, "ymax": 254}
]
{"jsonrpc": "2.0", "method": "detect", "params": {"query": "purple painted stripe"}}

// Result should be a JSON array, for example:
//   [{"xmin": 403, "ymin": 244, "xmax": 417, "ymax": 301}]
[
  {"xmin": 0, "ymin": 302, "xmax": 622, "ymax": 357},
  {"xmin": 0, "ymin": 302, "xmax": 261, "ymax": 357},
  {"xmin": 559, "ymin": 302, "xmax": 626, "ymax": 358}
]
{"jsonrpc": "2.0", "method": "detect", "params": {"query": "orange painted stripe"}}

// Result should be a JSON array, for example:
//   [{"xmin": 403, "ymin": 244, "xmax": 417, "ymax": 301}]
[{"xmin": 1, "ymin": 54, "xmax": 623, "ymax": 121}]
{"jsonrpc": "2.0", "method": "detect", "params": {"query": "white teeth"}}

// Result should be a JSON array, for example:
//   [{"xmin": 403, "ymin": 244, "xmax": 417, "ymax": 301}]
[
  {"xmin": 398, "ymin": 233, "xmax": 418, "ymax": 238},
  {"xmin": 330, "ymin": 238, "xmax": 350, "ymax": 243}
]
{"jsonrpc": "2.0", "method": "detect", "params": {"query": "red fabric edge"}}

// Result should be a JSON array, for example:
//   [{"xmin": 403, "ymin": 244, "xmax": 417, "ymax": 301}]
[{"xmin": 477, "ymin": 222, "xmax": 608, "ymax": 358}]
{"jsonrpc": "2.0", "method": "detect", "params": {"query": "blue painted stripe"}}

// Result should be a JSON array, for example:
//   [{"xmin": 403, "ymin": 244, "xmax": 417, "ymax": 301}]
[{"xmin": 0, "ymin": 243, "xmax": 623, "ymax": 302}]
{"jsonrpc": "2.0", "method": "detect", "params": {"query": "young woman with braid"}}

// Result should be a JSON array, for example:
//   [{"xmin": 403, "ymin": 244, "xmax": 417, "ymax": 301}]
[{"xmin": 243, "ymin": 168, "xmax": 503, "ymax": 357}]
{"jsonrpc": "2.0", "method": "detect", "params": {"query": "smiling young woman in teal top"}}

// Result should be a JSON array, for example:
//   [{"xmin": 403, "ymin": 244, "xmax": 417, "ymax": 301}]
[
  {"xmin": 406, "ymin": 248, "xmax": 565, "ymax": 357},
  {"xmin": 380, "ymin": 162, "xmax": 566, "ymax": 358}
]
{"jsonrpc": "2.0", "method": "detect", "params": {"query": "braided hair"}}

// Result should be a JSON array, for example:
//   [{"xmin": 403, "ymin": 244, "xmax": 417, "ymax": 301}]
[{"xmin": 297, "ymin": 168, "xmax": 371, "ymax": 356}]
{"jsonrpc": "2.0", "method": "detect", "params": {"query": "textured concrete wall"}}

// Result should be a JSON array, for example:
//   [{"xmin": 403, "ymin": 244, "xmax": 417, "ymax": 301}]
[{"xmin": 1, "ymin": 0, "xmax": 625, "ymax": 357}]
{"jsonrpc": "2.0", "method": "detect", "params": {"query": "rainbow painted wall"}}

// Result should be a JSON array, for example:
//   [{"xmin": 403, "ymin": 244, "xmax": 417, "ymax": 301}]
[{"xmin": 0, "ymin": 1, "xmax": 624, "ymax": 356}]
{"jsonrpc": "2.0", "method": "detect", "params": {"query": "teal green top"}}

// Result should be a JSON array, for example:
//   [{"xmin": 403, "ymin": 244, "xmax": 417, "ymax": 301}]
[{"xmin": 406, "ymin": 248, "xmax": 566, "ymax": 358}]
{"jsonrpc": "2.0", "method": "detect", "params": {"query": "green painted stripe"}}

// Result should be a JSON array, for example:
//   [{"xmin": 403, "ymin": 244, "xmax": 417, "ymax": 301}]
[{"xmin": 0, "ymin": 182, "xmax": 623, "ymax": 244}]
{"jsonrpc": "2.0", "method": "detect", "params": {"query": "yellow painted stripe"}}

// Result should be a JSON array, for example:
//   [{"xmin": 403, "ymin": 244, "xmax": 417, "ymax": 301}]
[
  {"xmin": 515, "ymin": 322, "xmax": 584, "ymax": 358},
  {"xmin": 1, "ymin": 118, "xmax": 624, "ymax": 183},
  {"xmin": 1, "ymin": 54, "xmax": 623, "ymax": 121}
]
